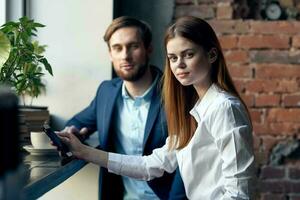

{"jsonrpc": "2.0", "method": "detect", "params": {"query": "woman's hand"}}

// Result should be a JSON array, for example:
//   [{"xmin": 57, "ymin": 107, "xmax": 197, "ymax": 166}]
[
  {"xmin": 56, "ymin": 126, "xmax": 108, "ymax": 167},
  {"xmin": 57, "ymin": 131, "xmax": 88, "ymax": 159}
]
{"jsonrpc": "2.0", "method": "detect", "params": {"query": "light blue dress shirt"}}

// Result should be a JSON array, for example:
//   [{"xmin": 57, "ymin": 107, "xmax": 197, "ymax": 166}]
[{"xmin": 114, "ymin": 75, "xmax": 160, "ymax": 200}]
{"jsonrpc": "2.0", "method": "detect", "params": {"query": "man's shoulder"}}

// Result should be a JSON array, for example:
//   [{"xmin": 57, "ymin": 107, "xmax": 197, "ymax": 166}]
[
  {"xmin": 151, "ymin": 65, "xmax": 162, "ymax": 77},
  {"xmin": 98, "ymin": 77, "xmax": 122, "ymax": 89}
]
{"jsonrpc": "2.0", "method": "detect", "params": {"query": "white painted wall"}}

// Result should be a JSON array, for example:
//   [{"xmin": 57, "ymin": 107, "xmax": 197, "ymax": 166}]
[
  {"xmin": 28, "ymin": 0, "xmax": 113, "ymax": 128},
  {"xmin": 0, "ymin": 0, "xmax": 5, "ymax": 24}
]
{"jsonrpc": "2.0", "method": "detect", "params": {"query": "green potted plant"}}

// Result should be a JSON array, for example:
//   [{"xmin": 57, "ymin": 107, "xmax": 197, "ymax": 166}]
[
  {"xmin": 0, "ymin": 16, "xmax": 53, "ymax": 144},
  {"xmin": 0, "ymin": 16, "xmax": 53, "ymax": 105}
]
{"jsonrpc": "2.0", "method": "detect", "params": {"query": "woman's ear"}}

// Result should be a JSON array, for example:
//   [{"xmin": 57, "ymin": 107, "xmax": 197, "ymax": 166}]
[{"xmin": 208, "ymin": 48, "xmax": 218, "ymax": 64}]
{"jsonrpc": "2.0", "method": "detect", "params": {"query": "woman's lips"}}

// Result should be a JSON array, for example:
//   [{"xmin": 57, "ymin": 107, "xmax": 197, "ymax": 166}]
[{"xmin": 177, "ymin": 72, "xmax": 189, "ymax": 78}]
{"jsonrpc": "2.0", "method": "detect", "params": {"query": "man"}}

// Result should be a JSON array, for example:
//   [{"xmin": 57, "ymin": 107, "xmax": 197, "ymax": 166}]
[{"xmin": 60, "ymin": 16, "xmax": 186, "ymax": 200}]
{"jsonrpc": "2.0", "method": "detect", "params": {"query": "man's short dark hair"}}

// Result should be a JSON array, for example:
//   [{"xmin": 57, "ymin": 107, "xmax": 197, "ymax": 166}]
[{"xmin": 103, "ymin": 16, "xmax": 152, "ymax": 49}]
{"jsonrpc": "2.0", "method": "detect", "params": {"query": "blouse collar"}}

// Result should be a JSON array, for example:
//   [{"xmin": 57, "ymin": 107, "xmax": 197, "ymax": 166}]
[{"xmin": 190, "ymin": 83, "xmax": 222, "ymax": 122}]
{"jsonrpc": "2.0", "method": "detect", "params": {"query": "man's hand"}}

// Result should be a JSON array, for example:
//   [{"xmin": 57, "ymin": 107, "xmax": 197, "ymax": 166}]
[{"xmin": 60, "ymin": 126, "xmax": 89, "ymax": 143}]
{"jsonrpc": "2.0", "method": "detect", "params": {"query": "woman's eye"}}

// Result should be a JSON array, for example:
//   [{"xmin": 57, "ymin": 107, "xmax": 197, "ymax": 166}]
[
  {"xmin": 169, "ymin": 57, "xmax": 177, "ymax": 62},
  {"xmin": 185, "ymin": 52, "xmax": 194, "ymax": 58}
]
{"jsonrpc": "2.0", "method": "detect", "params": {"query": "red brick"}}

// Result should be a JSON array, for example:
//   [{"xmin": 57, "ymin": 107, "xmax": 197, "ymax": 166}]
[
  {"xmin": 255, "ymin": 149, "xmax": 269, "ymax": 165},
  {"xmin": 234, "ymin": 20, "xmax": 250, "ymax": 34},
  {"xmin": 253, "ymin": 135, "xmax": 261, "ymax": 150},
  {"xmin": 288, "ymin": 50, "xmax": 300, "ymax": 64},
  {"xmin": 288, "ymin": 182, "xmax": 300, "ymax": 193},
  {"xmin": 218, "ymin": 35, "xmax": 238, "ymax": 49},
  {"xmin": 253, "ymin": 123, "xmax": 270, "ymax": 135},
  {"xmin": 250, "ymin": 21, "xmax": 298, "ymax": 34},
  {"xmin": 245, "ymin": 79, "xmax": 283, "ymax": 94},
  {"xmin": 261, "ymin": 136, "xmax": 281, "ymax": 152},
  {"xmin": 255, "ymin": 63, "xmax": 300, "ymax": 79},
  {"xmin": 292, "ymin": 21, "xmax": 300, "ymax": 33},
  {"xmin": 175, "ymin": 0, "xmax": 233, "ymax": 5},
  {"xmin": 224, "ymin": 50, "xmax": 248, "ymax": 63},
  {"xmin": 245, "ymin": 78, "xmax": 296, "ymax": 93},
  {"xmin": 232, "ymin": 79, "xmax": 247, "ymax": 93},
  {"xmin": 250, "ymin": 50, "xmax": 300, "ymax": 64},
  {"xmin": 259, "ymin": 181, "xmax": 300, "ymax": 193},
  {"xmin": 241, "ymin": 94, "xmax": 254, "ymax": 107},
  {"xmin": 175, "ymin": 0, "xmax": 193, "ymax": 4},
  {"xmin": 279, "ymin": 80, "xmax": 299, "ymax": 93},
  {"xmin": 216, "ymin": 2, "xmax": 233, "ymax": 20},
  {"xmin": 258, "ymin": 180, "xmax": 286, "ymax": 193},
  {"xmin": 289, "ymin": 167, "xmax": 300, "ymax": 179},
  {"xmin": 292, "ymin": 35, "xmax": 300, "ymax": 48},
  {"xmin": 260, "ymin": 166, "xmax": 285, "ymax": 179},
  {"xmin": 269, "ymin": 123, "xmax": 298, "ymax": 136},
  {"xmin": 209, "ymin": 20, "xmax": 236, "ymax": 34},
  {"xmin": 283, "ymin": 95, "xmax": 300, "ymax": 107},
  {"xmin": 227, "ymin": 64, "xmax": 252, "ymax": 78},
  {"xmin": 262, "ymin": 80, "xmax": 280, "ymax": 93},
  {"xmin": 255, "ymin": 94, "xmax": 280, "ymax": 107},
  {"xmin": 261, "ymin": 193, "xmax": 286, "ymax": 200},
  {"xmin": 290, "ymin": 194, "xmax": 300, "ymax": 200},
  {"xmin": 250, "ymin": 50, "xmax": 290, "ymax": 64},
  {"xmin": 209, "ymin": 20, "xmax": 250, "ymax": 34},
  {"xmin": 175, "ymin": 5, "xmax": 215, "ymax": 19},
  {"xmin": 246, "ymin": 80, "xmax": 264, "ymax": 93},
  {"xmin": 239, "ymin": 35, "xmax": 290, "ymax": 49},
  {"xmin": 267, "ymin": 108, "xmax": 300, "ymax": 123},
  {"xmin": 250, "ymin": 109, "xmax": 262, "ymax": 123}
]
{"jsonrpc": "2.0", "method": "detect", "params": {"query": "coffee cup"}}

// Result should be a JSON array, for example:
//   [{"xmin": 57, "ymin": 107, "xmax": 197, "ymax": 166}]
[{"xmin": 30, "ymin": 131, "xmax": 53, "ymax": 149}]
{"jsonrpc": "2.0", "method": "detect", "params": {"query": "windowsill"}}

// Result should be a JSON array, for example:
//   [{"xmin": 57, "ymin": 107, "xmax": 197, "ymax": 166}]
[{"xmin": 21, "ymin": 132, "xmax": 99, "ymax": 199}]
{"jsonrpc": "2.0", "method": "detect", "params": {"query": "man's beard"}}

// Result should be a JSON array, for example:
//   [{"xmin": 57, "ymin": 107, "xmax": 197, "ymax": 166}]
[{"xmin": 114, "ymin": 62, "xmax": 149, "ymax": 82}]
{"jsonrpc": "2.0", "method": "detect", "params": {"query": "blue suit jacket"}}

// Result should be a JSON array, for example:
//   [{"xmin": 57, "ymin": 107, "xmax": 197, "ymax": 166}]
[{"xmin": 66, "ymin": 68, "xmax": 186, "ymax": 200}]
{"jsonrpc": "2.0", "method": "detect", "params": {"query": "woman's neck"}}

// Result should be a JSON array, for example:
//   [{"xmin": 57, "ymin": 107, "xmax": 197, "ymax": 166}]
[{"xmin": 193, "ymin": 80, "xmax": 212, "ymax": 99}]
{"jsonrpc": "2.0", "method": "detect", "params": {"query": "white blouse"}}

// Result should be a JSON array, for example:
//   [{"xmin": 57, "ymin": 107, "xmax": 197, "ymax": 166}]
[{"xmin": 108, "ymin": 84, "xmax": 256, "ymax": 200}]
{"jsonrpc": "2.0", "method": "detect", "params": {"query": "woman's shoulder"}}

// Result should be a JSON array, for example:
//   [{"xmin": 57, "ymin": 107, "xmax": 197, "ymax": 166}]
[{"xmin": 207, "ymin": 90, "xmax": 245, "ymax": 118}]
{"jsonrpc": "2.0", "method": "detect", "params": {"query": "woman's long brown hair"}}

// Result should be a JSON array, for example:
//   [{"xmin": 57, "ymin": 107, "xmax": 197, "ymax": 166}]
[{"xmin": 162, "ymin": 16, "xmax": 251, "ymax": 150}]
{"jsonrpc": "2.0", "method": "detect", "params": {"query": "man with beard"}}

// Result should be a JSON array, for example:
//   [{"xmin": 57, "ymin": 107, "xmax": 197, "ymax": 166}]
[{"xmin": 59, "ymin": 16, "xmax": 186, "ymax": 200}]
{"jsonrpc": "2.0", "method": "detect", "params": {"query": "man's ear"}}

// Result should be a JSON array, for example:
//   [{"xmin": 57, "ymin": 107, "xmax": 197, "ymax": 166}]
[{"xmin": 208, "ymin": 48, "xmax": 218, "ymax": 64}]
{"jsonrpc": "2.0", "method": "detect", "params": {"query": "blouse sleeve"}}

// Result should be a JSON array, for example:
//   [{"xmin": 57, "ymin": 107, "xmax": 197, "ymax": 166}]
[
  {"xmin": 107, "ymin": 137, "xmax": 178, "ymax": 181},
  {"xmin": 209, "ymin": 100, "xmax": 256, "ymax": 199}
]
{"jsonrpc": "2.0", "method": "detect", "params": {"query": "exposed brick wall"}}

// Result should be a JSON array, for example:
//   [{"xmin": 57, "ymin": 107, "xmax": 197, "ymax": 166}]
[{"xmin": 175, "ymin": 0, "xmax": 300, "ymax": 199}]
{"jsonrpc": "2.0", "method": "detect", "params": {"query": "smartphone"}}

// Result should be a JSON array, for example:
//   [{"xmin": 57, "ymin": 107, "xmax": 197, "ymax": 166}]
[{"xmin": 43, "ymin": 124, "xmax": 73, "ymax": 157}]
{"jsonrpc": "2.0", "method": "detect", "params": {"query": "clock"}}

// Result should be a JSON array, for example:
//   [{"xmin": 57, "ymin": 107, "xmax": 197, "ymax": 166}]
[{"xmin": 265, "ymin": 3, "xmax": 282, "ymax": 20}]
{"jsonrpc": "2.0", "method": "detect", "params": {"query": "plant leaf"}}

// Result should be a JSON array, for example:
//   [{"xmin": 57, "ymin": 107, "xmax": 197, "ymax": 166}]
[
  {"xmin": 40, "ymin": 58, "xmax": 53, "ymax": 76},
  {"xmin": 0, "ymin": 31, "xmax": 11, "ymax": 68},
  {"xmin": 33, "ymin": 23, "xmax": 45, "ymax": 28}
]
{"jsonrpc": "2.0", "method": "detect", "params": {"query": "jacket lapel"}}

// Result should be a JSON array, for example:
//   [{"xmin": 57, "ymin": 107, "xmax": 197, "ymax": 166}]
[
  {"xmin": 143, "ymin": 84, "xmax": 161, "ymax": 147},
  {"xmin": 100, "ymin": 79, "xmax": 122, "ymax": 149}
]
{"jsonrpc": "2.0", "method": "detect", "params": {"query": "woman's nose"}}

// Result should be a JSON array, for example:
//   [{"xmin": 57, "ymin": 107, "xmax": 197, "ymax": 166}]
[{"xmin": 177, "ymin": 57, "xmax": 186, "ymax": 68}]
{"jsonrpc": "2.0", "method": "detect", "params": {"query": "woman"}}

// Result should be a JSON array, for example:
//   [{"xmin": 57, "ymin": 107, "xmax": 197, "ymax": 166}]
[{"xmin": 58, "ymin": 16, "xmax": 255, "ymax": 199}]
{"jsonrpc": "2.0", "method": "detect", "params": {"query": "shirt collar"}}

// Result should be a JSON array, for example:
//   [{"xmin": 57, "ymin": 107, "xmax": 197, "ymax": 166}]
[
  {"xmin": 190, "ymin": 83, "xmax": 221, "ymax": 120},
  {"xmin": 121, "ymin": 73, "xmax": 159, "ymax": 102}
]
